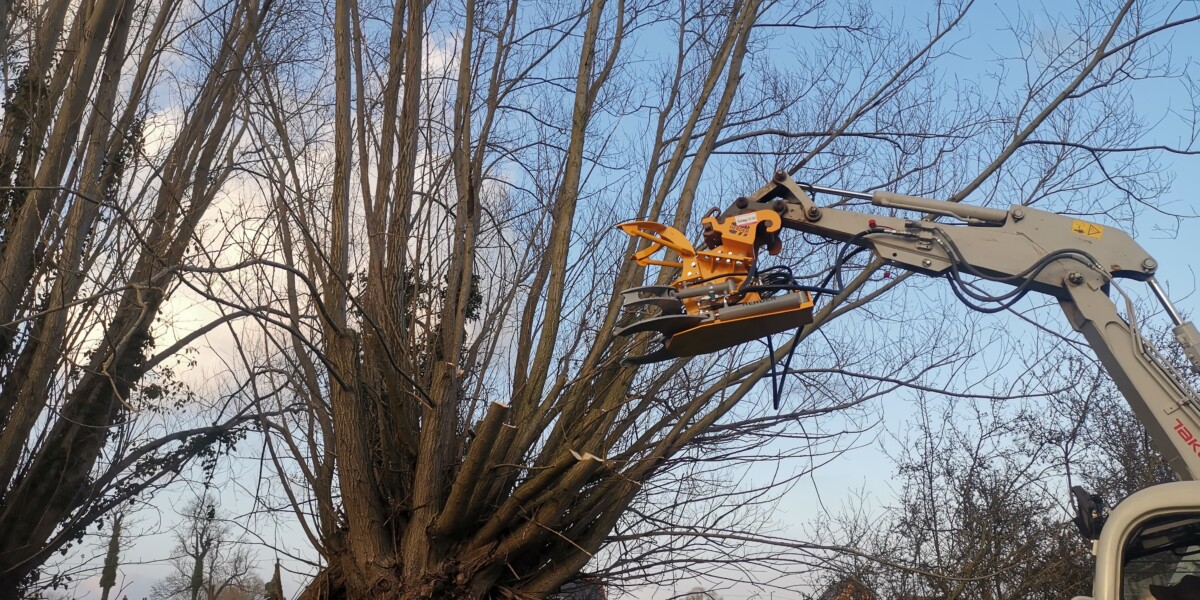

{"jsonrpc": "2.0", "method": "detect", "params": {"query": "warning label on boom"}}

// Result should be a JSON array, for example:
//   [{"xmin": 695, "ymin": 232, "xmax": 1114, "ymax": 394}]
[{"xmin": 1071, "ymin": 220, "xmax": 1104, "ymax": 240}]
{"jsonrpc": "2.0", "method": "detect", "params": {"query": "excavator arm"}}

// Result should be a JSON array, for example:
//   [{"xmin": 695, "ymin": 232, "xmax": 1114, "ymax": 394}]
[{"xmin": 616, "ymin": 171, "xmax": 1200, "ymax": 481}]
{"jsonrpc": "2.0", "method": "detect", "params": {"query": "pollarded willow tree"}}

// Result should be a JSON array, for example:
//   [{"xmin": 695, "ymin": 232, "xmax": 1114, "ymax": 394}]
[
  {"xmin": 218, "ymin": 0, "xmax": 1200, "ymax": 598},
  {"xmin": 2, "ymin": 0, "xmax": 1190, "ymax": 597}
]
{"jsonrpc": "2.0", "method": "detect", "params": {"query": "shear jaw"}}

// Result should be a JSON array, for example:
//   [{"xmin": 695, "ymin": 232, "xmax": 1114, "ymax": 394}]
[
  {"xmin": 613, "ymin": 286, "xmax": 705, "ymax": 364},
  {"xmin": 611, "ymin": 213, "xmax": 814, "ymax": 365}
]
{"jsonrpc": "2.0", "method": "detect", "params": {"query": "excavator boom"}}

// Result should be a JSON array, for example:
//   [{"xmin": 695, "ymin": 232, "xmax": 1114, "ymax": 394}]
[
  {"xmin": 614, "ymin": 171, "xmax": 1200, "ymax": 600},
  {"xmin": 616, "ymin": 171, "xmax": 1200, "ymax": 479}
]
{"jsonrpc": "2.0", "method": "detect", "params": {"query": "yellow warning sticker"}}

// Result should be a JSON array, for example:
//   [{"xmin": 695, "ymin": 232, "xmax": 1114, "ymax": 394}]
[{"xmin": 1071, "ymin": 220, "xmax": 1104, "ymax": 240}]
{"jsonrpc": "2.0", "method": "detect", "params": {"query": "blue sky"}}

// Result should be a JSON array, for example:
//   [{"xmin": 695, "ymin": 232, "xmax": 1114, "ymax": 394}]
[
  {"xmin": 44, "ymin": 1, "xmax": 1200, "ymax": 599},
  {"xmin": 631, "ymin": 1, "xmax": 1200, "ymax": 598}
]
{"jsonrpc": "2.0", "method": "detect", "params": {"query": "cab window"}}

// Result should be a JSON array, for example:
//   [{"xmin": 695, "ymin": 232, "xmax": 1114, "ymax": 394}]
[{"xmin": 1122, "ymin": 514, "xmax": 1200, "ymax": 600}]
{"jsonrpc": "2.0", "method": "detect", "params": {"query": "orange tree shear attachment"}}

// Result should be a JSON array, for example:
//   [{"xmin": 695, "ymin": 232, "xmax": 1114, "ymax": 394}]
[{"xmin": 613, "ymin": 210, "xmax": 814, "ymax": 364}]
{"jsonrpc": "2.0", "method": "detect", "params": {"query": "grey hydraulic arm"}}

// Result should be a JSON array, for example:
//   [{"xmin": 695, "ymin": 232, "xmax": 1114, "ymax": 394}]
[{"xmin": 721, "ymin": 172, "xmax": 1200, "ymax": 480}]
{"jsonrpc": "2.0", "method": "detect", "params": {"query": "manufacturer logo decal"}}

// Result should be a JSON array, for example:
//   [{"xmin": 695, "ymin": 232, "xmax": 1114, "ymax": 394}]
[{"xmin": 1174, "ymin": 419, "xmax": 1200, "ymax": 458}]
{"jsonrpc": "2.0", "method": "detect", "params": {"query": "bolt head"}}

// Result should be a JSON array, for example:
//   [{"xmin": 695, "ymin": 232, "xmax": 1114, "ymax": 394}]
[{"xmin": 1143, "ymin": 258, "xmax": 1157, "ymax": 272}]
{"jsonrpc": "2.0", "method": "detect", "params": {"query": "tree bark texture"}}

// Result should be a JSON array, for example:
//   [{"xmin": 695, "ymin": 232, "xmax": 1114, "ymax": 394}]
[{"xmin": 0, "ymin": 0, "xmax": 269, "ymax": 593}]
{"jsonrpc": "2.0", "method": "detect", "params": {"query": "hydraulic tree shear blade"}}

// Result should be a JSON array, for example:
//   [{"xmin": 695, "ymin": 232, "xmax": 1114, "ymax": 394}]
[{"xmin": 613, "ymin": 210, "xmax": 815, "ymax": 364}]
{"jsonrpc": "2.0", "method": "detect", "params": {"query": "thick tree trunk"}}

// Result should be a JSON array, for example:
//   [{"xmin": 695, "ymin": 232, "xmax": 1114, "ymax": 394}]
[
  {"xmin": 297, "ymin": 558, "xmax": 492, "ymax": 600},
  {"xmin": 0, "ymin": 0, "xmax": 266, "ymax": 592}
]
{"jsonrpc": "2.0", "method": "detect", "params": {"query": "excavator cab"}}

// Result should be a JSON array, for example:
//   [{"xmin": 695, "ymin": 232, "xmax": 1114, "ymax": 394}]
[
  {"xmin": 614, "ymin": 209, "xmax": 814, "ymax": 364},
  {"xmin": 1079, "ymin": 482, "xmax": 1200, "ymax": 600},
  {"xmin": 1120, "ymin": 514, "xmax": 1200, "ymax": 600}
]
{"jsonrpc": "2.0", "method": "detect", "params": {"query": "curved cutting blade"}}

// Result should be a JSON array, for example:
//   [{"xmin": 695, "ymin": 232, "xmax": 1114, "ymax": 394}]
[
  {"xmin": 622, "ymin": 296, "xmax": 684, "ymax": 314},
  {"xmin": 613, "ymin": 313, "xmax": 705, "ymax": 338},
  {"xmin": 621, "ymin": 343, "xmax": 679, "ymax": 365}
]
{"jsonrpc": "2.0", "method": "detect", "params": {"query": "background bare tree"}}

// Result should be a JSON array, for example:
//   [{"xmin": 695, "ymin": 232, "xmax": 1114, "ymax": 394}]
[
  {"xmin": 0, "ymin": 0, "xmax": 280, "ymax": 595},
  {"xmin": 150, "ymin": 495, "xmax": 263, "ymax": 600},
  {"xmin": 807, "ymin": 350, "xmax": 1180, "ymax": 600}
]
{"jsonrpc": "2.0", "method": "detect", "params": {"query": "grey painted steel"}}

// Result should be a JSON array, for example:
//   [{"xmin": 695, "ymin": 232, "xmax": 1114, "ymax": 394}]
[
  {"xmin": 1061, "ymin": 280, "xmax": 1200, "ymax": 481},
  {"xmin": 717, "ymin": 173, "xmax": 1200, "ymax": 600},
  {"xmin": 699, "ymin": 291, "xmax": 811, "ymax": 321},
  {"xmin": 872, "ymin": 190, "xmax": 1010, "ymax": 224},
  {"xmin": 1174, "ymin": 321, "xmax": 1200, "ymax": 373},
  {"xmin": 620, "ymin": 285, "xmax": 676, "ymax": 300},
  {"xmin": 675, "ymin": 279, "xmax": 738, "ymax": 300},
  {"xmin": 1149, "ymin": 276, "xmax": 1185, "ymax": 325},
  {"xmin": 1082, "ymin": 481, "xmax": 1200, "ymax": 600},
  {"xmin": 722, "ymin": 173, "xmax": 1200, "ymax": 481},
  {"xmin": 797, "ymin": 182, "xmax": 873, "ymax": 201},
  {"xmin": 724, "ymin": 175, "xmax": 1158, "ymax": 297}
]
